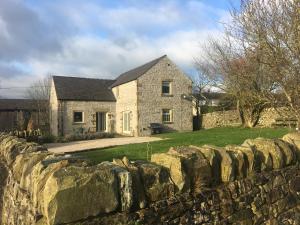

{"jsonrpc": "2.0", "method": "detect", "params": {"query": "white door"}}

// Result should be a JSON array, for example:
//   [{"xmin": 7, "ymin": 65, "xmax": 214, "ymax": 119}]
[{"xmin": 123, "ymin": 111, "xmax": 131, "ymax": 134}]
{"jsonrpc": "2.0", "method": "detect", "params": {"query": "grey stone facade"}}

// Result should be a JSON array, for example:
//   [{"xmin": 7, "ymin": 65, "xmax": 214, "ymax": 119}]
[
  {"xmin": 50, "ymin": 55, "xmax": 193, "ymax": 137},
  {"xmin": 136, "ymin": 57, "xmax": 193, "ymax": 136}
]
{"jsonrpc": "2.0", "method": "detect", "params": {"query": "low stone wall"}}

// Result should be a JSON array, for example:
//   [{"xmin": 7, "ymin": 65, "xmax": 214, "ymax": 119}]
[
  {"xmin": 201, "ymin": 107, "xmax": 294, "ymax": 129},
  {"xmin": 1, "ymin": 132, "xmax": 300, "ymax": 224},
  {"xmin": 258, "ymin": 107, "xmax": 294, "ymax": 127},
  {"xmin": 201, "ymin": 110, "xmax": 241, "ymax": 129}
]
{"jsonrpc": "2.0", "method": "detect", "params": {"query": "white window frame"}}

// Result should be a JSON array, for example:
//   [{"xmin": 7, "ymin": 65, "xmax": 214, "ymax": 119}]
[
  {"xmin": 123, "ymin": 111, "xmax": 131, "ymax": 133},
  {"xmin": 162, "ymin": 81, "xmax": 172, "ymax": 95},
  {"xmin": 73, "ymin": 111, "xmax": 84, "ymax": 123},
  {"xmin": 162, "ymin": 109, "xmax": 173, "ymax": 123}
]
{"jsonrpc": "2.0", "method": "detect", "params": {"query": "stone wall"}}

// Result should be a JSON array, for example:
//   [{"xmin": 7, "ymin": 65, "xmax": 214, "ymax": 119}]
[
  {"xmin": 258, "ymin": 107, "xmax": 294, "ymax": 127},
  {"xmin": 1, "ymin": 132, "xmax": 300, "ymax": 224},
  {"xmin": 201, "ymin": 107, "xmax": 295, "ymax": 129},
  {"xmin": 201, "ymin": 109, "xmax": 241, "ymax": 129}
]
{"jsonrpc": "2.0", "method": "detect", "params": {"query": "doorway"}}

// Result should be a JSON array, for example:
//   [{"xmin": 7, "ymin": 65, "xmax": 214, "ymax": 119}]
[{"xmin": 96, "ymin": 112, "xmax": 106, "ymax": 132}]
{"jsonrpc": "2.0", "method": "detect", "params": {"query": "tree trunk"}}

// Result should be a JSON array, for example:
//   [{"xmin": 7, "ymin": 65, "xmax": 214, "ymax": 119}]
[
  {"xmin": 237, "ymin": 100, "xmax": 246, "ymax": 126},
  {"xmin": 239, "ymin": 104, "xmax": 265, "ymax": 128}
]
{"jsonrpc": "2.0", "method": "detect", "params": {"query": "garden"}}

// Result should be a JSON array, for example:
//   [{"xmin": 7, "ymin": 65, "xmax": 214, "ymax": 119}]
[{"xmin": 75, "ymin": 127, "xmax": 289, "ymax": 163}]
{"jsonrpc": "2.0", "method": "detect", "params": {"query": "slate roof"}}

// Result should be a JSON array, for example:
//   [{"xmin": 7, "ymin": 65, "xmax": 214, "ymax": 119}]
[
  {"xmin": 0, "ymin": 99, "xmax": 46, "ymax": 111},
  {"xmin": 53, "ymin": 76, "xmax": 116, "ymax": 101},
  {"xmin": 110, "ymin": 55, "xmax": 167, "ymax": 88}
]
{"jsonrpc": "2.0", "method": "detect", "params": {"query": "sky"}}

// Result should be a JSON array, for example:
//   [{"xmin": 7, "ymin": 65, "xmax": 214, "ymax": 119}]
[{"xmin": 0, "ymin": 0, "xmax": 239, "ymax": 98}]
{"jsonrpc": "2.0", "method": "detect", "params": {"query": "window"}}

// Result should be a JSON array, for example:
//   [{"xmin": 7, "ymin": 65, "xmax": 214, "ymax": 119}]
[
  {"xmin": 73, "ymin": 111, "xmax": 84, "ymax": 123},
  {"xmin": 123, "ymin": 111, "xmax": 131, "ymax": 133},
  {"xmin": 162, "ymin": 81, "xmax": 171, "ymax": 95},
  {"xmin": 162, "ymin": 109, "xmax": 172, "ymax": 123}
]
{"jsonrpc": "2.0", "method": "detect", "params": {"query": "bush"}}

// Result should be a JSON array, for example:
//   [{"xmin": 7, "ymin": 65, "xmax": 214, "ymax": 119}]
[
  {"xmin": 61, "ymin": 132, "xmax": 115, "ymax": 143},
  {"xmin": 37, "ymin": 134, "xmax": 56, "ymax": 144}
]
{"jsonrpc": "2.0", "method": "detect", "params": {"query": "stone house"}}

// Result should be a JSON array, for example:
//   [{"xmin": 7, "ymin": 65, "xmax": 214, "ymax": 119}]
[{"xmin": 50, "ymin": 55, "xmax": 193, "ymax": 137}]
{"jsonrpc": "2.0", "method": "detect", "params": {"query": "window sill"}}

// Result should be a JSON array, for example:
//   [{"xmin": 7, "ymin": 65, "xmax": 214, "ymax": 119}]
[
  {"xmin": 73, "ymin": 122, "xmax": 85, "ymax": 125},
  {"xmin": 161, "ymin": 94, "xmax": 173, "ymax": 97},
  {"xmin": 163, "ymin": 122, "xmax": 174, "ymax": 124}
]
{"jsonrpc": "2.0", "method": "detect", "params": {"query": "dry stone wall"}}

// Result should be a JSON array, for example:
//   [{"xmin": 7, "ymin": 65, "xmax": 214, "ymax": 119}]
[
  {"xmin": 1, "ymin": 132, "xmax": 300, "ymax": 224},
  {"xmin": 201, "ymin": 107, "xmax": 295, "ymax": 129},
  {"xmin": 201, "ymin": 110, "xmax": 241, "ymax": 129}
]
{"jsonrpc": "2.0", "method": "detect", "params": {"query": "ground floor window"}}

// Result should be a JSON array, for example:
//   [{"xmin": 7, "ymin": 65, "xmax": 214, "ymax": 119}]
[
  {"xmin": 162, "ymin": 109, "xmax": 172, "ymax": 123},
  {"xmin": 123, "ymin": 111, "xmax": 131, "ymax": 133},
  {"xmin": 73, "ymin": 111, "xmax": 84, "ymax": 123}
]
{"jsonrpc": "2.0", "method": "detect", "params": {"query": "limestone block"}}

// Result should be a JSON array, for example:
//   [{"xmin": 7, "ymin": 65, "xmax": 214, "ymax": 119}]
[
  {"xmin": 101, "ymin": 161, "xmax": 133, "ymax": 212},
  {"xmin": 171, "ymin": 146, "xmax": 212, "ymax": 190},
  {"xmin": 201, "ymin": 145, "xmax": 236, "ymax": 183},
  {"xmin": 113, "ymin": 157, "xmax": 147, "ymax": 209},
  {"xmin": 0, "ymin": 136, "xmax": 24, "ymax": 165},
  {"xmin": 134, "ymin": 161, "xmax": 174, "ymax": 202},
  {"xmin": 30, "ymin": 157, "xmax": 70, "ymax": 211},
  {"xmin": 42, "ymin": 163, "xmax": 119, "ymax": 225},
  {"xmin": 151, "ymin": 152, "xmax": 190, "ymax": 193},
  {"xmin": 282, "ymin": 133, "xmax": 300, "ymax": 160},
  {"xmin": 225, "ymin": 145, "xmax": 248, "ymax": 178},
  {"xmin": 274, "ymin": 139, "xmax": 296, "ymax": 166},
  {"xmin": 13, "ymin": 152, "xmax": 49, "ymax": 189},
  {"xmin": 193, "ymin": 146, "xmax": 220, "ymax": 185},
  {"xmin": 243, "ymin": 138, "xmax": 284, "ymax": 170}
]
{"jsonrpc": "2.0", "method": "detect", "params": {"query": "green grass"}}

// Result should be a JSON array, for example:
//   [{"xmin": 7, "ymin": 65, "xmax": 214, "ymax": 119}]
[{"xmin": 75, "ymin": 127, "xmax": 290, "ymax": 164}]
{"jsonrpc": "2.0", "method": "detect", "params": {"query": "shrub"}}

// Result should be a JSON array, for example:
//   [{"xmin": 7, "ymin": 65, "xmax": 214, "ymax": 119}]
[
  {"xmin": 38, "ymin": 134, "xmax": 56, "ymax": 144},
  {"xmin": 61, "ymin": 132, "xmax": 115, "ymax": 143}
]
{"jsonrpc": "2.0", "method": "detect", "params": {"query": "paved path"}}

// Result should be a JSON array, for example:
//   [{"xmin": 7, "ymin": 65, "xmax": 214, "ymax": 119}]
[{"xmin": 46, "ymin": 136, "xmax": 163, "ymax": 153}]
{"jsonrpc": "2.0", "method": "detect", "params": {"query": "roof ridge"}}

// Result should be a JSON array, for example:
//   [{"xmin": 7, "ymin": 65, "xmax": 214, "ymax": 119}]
[
  {"xmin": 110, "ymin": 54, "xmax": 167, "ymax": 88},
  {"xmin": 53, "ymin": 75, "xmax": 115, "ymax": 81},
  {"xmin": 118, "ymin": 54, "xmax": 167, "ymax": 77}
]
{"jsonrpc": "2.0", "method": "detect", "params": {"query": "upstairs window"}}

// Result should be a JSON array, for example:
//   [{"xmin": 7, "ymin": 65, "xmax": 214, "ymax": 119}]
[
  {"xmin": 73, "ymin": 111, "xmax": 84, "ymax": 123},
  {"xmin": 162, "ymin": 81, "xmax": 171, "ymax": 95},
  {"xmin": 162, "ymin": 109, "xmax": 172, "ymax": 123}
]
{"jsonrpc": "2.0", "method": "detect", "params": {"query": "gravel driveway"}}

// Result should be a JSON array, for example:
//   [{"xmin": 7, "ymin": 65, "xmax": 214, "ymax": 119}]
[{"xmin": 46, "ymin": 136, "xmax": 162, "ymax": 153}]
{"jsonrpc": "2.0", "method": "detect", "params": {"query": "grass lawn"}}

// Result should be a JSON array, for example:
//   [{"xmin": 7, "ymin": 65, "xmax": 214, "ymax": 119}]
[{"xmin": 75, "ymin": 127, "xmax": 290, "ymax": 164}]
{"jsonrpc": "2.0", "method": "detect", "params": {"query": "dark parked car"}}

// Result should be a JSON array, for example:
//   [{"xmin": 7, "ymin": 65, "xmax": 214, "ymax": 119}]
[{"xmin": 149, "ymin": 123, "xmax": 163, "ymax": 134}]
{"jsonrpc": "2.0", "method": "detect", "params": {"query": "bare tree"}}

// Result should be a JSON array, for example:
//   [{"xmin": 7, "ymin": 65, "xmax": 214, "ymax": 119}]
[
  {"xmin": 228, "ymin": 0, "xmax": 300, "ymax": 128},
  {"xmin": 191, "ymin": 65, "xmax": 213, "ymax": 130},
  {"xmin": 193, "ymin": 64, "xmax": 212, "ymax": 113},
  {"xmin": 25, "ymin": 75, "xmax": 51, "ymax": 132},
  {"xmin": 196, "ymin": 34, "xmax": 272, "ymax": 127}
]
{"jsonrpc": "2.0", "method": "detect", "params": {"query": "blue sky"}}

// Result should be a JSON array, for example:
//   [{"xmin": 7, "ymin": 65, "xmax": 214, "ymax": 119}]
[{"xmin": 0, "ymin": 0, "xmax": 239, "ymax": 98}]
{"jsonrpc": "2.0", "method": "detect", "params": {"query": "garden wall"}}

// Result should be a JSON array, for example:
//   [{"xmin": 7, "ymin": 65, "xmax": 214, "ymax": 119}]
[
  {"xmin": 201, "ymin": 109, "xmax": 241, "ymax": 129},
  {"xmin": 1, "ymin": 132, "xmax": 300, "ymax": 224},
  {"xmin": 201, "ymin": 107, "xmax": 294, "ymax": 129}
]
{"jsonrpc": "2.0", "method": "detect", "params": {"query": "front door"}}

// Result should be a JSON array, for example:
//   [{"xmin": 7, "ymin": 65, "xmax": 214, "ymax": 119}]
[
  {"xmin": 96, "ymin": 112, "xmax": 106, "ymax": 132},
  {"xmin": 123, "ymin": 111, "xmax": 131, "ymax": 134}
]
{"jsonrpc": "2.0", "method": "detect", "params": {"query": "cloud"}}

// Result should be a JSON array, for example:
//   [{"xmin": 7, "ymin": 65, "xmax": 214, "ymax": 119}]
[
  {"xmin": 0, "ymin": 0, "xmax": 69, "ymax": 62},
  {"xmin": 0, "ymin": 0, "xmax": 231, "ymax": 98}
]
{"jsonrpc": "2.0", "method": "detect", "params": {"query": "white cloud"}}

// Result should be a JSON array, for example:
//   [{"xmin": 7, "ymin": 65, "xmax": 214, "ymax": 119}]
[
  {"xmin": 0, "ymin": 0, "xmax": 231, "ymax": 98},
  {"xmin": 26, "ymin": 28, "xmax": 221, "ymax": 80}
]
